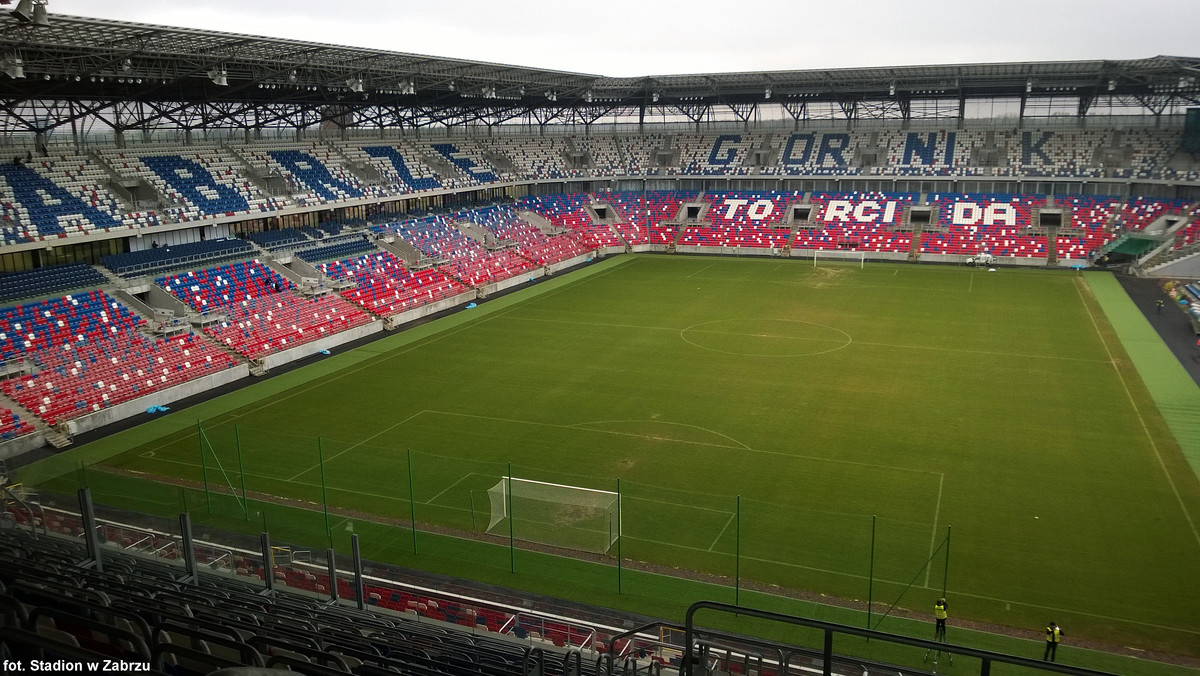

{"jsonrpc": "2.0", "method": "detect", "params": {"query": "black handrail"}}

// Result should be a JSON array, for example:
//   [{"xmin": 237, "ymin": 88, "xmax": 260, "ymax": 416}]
[{"xmin": 682, "ymin": 600, "xmax": 1119, "ymax": 676}]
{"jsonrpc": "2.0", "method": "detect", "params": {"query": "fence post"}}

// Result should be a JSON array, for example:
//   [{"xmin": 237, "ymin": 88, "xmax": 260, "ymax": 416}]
[
  {"xmin": 868, "ymin": 515, "xmax": 876, "ymax": 632},
  {"xmin": 942, "ymin": 525, "xmax": 951, "ymax": 598},
  {"xmin": 318, "ymin": 437, "xmax": 331, "ymax": 549},
  {"xmin": 235, "ymin": 424, "xmax": 248, "ymax": 520},
  {"xmin": 616, "ymin": 477, "xmax": 622, "ymax": 595},
  {"xmin": 507, "ymin": 464, "xmax": 515, "ymax": 573},
  {"xmin": 735, "ymin": 495, "xmax": 741, "ymax": 606},
  {"xmin": 197, "ymin": 420, "xmax": 211, "ymax": 512},
  {"xmin": 407, "ymin": 449, "xmax": 418, "ymax": 554}
]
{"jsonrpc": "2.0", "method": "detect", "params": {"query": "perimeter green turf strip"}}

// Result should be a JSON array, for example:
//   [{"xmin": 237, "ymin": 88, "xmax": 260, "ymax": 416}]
[
  {"xmin": 17, "ymin": 255, "xmax": 634, "ymax": 484},
  {"xmin": 1087, "ymin": 272, "xmax": 1200, "ymax": 479}
]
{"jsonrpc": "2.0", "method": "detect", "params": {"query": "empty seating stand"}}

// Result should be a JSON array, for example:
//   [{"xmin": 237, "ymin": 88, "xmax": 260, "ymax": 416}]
[
  {"xmin": 295, "ymin": 235, "xmax": 376, "ymax": 263},
  {"xmin": 0, "ymin": 290, "xmax": 238, "ymax": 426},
  {"xmin": 459, "ymin": 206, "xmax": 589, "ymax": 265},
  {"xmin": 0, "ymin": 405, "xmax": 34, "ymax": 440},
  {"xmin": 516, "ymin": 194, "xmax": 621, "ymax": 249},
  {"xmin": 0, "ymin": 525, "xmax": 617, "ymax": 676},
  {"xmin": 101, "ymin": 238, "xmax": 254, "ymax": 277},
  {"xmin": 158, "ymin": 260, "xmax": 373, "ymax": 359},
  {"xmin": 319, "ymin": 251, "xmax": 469, "ymax": 317},
  {"xmin": 246, "ymin": 228, "xmax": 311, "ymax": 251},
  {"xmin": 0, "ymin": 262, "xmax": 109, "ymax": 305}
]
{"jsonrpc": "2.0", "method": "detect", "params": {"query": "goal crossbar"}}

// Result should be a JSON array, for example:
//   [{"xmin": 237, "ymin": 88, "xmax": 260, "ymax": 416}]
[{"xmin": 486, "ymin": 476, "xmax": 620, "ymax": 554}]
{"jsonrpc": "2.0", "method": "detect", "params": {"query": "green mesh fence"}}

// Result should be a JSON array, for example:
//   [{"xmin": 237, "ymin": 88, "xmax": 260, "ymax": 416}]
[{"xmin": 14, "ymin": 419, "xmax": 952, "ymax": 615}]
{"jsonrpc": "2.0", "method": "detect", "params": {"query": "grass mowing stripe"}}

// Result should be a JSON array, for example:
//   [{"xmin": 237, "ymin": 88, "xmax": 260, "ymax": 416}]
[
  {"xmin": 285, "ymin": 410, "xmax": 429, "ymax": 481},
  {"xmin": 506, "ymin": 315, "xmax": 1111, "ymax": 363},
  {"xmin": 1078, "ymin": 275, "xmax": 1200, "ymax": 548},
  {"xmin": 424, "ymin": 409, "xmax": 941, "ymax": 479},
  {"xmin": 20, "ymin": 256, "xmax": 635, "ymax": 483}
]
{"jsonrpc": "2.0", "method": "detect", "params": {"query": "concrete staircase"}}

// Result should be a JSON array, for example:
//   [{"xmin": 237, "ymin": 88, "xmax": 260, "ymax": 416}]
[{"xmin": 0, "ymin": 390, "xmax": 69, "ymax": 448}]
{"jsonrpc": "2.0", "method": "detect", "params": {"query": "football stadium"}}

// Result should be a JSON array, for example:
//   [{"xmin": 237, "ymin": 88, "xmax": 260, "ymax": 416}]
[{"xmin": 0, "ymin": 3, "xmax": 1199, "ymax": 675}]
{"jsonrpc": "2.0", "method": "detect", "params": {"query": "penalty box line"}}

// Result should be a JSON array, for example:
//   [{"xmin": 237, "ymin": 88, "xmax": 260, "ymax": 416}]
[{"xmin": 422, "ymin": 409, "xmax": 943, "ymax": 555}]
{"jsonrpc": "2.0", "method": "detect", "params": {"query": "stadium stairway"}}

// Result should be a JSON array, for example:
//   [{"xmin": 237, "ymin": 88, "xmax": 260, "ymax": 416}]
[{"xmin": 0, "ymin": 390, "xmax": 68, "ymax": 448}]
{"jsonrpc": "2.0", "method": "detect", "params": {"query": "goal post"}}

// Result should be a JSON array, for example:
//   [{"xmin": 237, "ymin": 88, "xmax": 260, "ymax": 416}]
[
  {"xmin": 485, "ymin": 476, "xmax": 620, "ymax": 554},
  {"xmin": 812, "ymin": 248, "xmax": 865, "ymax": 268}
]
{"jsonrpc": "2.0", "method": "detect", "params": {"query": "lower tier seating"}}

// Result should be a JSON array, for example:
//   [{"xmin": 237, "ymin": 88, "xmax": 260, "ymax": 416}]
[{"xmin": 318, "ymin": 252, "xmax": 469, "ymax": 317}]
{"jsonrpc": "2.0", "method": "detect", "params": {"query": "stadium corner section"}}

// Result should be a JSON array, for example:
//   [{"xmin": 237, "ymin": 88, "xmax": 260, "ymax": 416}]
[{"xmin": 13, "ymin": 255, "xmax": 638, "ymax": 489}]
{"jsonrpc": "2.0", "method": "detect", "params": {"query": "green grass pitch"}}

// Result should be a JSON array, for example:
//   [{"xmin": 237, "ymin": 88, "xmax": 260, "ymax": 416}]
[{"xmin": 36, "ymin": 255, "xmax": 1200, "ymax": 666}]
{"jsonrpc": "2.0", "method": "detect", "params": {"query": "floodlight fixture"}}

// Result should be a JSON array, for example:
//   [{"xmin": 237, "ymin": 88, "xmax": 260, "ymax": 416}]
[
  {"xmin": 2, "ymin": 56, "xmax": 25, "ymax": 79},
  {"xmin": 207, "ymin": 67, "xmax": 228, "ymax": 86},
  {"xmin": 10, "ymin": 0, "xmax": 34, "ymax": 22},
  {"xmin": 30, "ymin": 1, "xmax": 47, "ymax": 25},
  {"xmin": 346, "ymin": 77, "xmax": 364, "ymax": 93}
]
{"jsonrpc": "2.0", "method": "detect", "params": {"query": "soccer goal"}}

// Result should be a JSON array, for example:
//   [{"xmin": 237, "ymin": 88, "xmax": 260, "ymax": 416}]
[
  {"xmin": 812, "ymin": 248, "xmax": 865, "ymax": 268},
  {"xmin": 484, "ymin": 477, "xmax": 620, "ymax": 555}
]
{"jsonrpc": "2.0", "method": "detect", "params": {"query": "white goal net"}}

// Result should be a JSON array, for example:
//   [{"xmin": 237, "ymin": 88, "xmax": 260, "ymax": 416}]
[{"xmin": 486, "ymin": 477, "xmax": 620, "ymax": 554}]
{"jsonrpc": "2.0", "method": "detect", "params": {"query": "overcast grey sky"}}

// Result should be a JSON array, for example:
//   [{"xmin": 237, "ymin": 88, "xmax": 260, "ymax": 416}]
[{"xmin": 48, "ymin": 0, "xmax": 1198, "ymax": 77}]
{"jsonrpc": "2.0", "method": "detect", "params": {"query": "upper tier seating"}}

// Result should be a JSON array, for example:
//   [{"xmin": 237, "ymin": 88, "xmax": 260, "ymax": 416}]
[
  {"xmin": 359, "ymin": 144, "xmax": 442, "ymax": 191},
  {"xmin": 318, "ymin": 251, "xmax": 468, "ymax": 317},
  {"xmin": 158, "ymin": 261, "xmax": 373, "ymax": 359},
  {"xmin": 675, "ymin": 134, "xmax": 757, "ymax": 176},
  {"xmin": 480, "ymin": 137, "xmax": 576, "ymax": 180},
  {"xmin": 571, "ymin": 136, "xmax": 625, "ymax": 176},
  {"xmin": 101, "ymin": 238, "xmax": 254, "ymax": 277},
  {"xmin": 619, "ymin": 135, "xmax": 667, "ymax": 176},
  {"xmin": 428, "ymin": 142, "xmax": 502, "ymax": 184},
  {"xmin": 0, "ymin": 290, "xmax": 238, "ymax": 425},
  {"xmin": 766, "ymin": 131, "xmax": 870, "ymax": 176},
  {"xmin": 0, "ymin": 262, "xmax": 109, "ymax": 305},
  {"xmin": 0, "ymin": 160, "xmax": 155, "ymax": 243},
  {"xmin": 100, "ymin": 146, "xmax": 287, "ymax": 222},
  {"xmin": 266, "ymin": 148, "xmax": 367, "ymax": 202}
]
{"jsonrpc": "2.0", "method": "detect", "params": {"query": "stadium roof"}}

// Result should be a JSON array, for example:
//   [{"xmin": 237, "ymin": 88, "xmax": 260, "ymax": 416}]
[{"xmin": 0, "ymin": 12, "xmax": 1198, "ymax": 133}]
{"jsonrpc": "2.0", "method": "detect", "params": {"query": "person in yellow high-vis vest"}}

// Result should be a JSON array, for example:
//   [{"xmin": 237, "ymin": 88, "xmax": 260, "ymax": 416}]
[
  {"xmin": 1043, "ymin": 621, "xmax": 1063, "ymax": 661},
  {"xmin": 933, "ymin": 598, "xmax": 948, "ymax": 641}
]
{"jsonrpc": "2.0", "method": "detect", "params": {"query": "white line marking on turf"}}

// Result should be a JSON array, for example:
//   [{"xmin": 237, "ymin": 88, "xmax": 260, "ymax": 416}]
[
  {"xmin": 506, "ymin": 316, "xmax": 1105, "ymax": 364},
  {"xmin": 424, "ymin": 410, "xmax": 941, "ymax": 478},
  {"xmin": 425, "ymin": 472, "xmax": 476, "ymax": 506},
  {"xmin": 197, "ymin": 261, "xmax": 640, "ymax": 433},
  {"xmin": 925, "ymin": 471, "xmax": 945, "ymax": 588},
  {"xmin": 571, "ymin": 420, "xmax": 751, "ymax": 450},
  {"xmin": 286, "ymin": 410, "xmax": 429, "ymax": 481},
  {"xmin": 708, "ymin": 512, "xmax": 737, "ymax": 552},
  {"xmin": 686, "ymin": 262, "xmax": 715, "ymax": 280},
  {"xmin": 140, "ymin": 454, "xmax": 417, "ymax": 506},
  {"xmin": 1074, "ymin": 278, "xmax": 1200, "ymax": 549}
]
